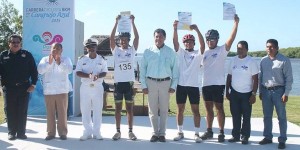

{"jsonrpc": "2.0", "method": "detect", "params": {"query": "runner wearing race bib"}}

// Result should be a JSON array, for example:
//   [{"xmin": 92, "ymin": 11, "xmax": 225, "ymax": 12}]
[{"xmin": 110, "ymin": 14, "xmax": 139, "ymax": 141}]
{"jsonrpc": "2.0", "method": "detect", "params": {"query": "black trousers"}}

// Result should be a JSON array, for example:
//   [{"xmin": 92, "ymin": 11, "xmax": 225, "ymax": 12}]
[
  {"xmin": 3, "ymin": 86, "xmax": 30, "ymax": 136},
  {"xmin": 229, "ymin": 88, "xmax": 252, "ymax": 139}
]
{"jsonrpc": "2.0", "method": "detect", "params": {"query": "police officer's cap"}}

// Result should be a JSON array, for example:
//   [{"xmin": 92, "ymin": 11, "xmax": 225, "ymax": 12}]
[{"xmin": 83, "ymin": 38, "xmax": 98, "ymax": 46}]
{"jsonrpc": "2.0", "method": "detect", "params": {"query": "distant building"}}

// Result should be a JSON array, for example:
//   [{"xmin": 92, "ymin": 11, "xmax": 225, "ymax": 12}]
[{"xmin": 83, "ymin": 35, "xmax": 120, "ymax": 56}]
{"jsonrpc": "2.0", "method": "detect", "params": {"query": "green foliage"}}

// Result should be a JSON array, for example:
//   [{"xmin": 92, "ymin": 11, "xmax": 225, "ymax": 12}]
[
  {"xmin": 0, "ymin": 0, "xmax": 22, "ymax": 52},
  {"xmin": 229, "ymin": 47, "xmax": 300, "ymax": 58}
]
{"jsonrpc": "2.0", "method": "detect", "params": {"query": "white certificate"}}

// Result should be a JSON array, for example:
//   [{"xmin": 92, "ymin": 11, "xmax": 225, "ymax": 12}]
[
  {"xmin": 178, "ymin": 12, "xmax": 192, "ymax": 30},
  {"xmin": 117, "ymin": 11, "xmax": 131, "ymax": 33},
  {"xmin": 223, "ymin": 2, "xmax": 236, "ymax": 20}
]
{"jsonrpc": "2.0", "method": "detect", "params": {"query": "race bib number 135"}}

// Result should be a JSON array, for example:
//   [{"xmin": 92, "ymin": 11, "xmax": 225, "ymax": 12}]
[{"xmin": 119, "ymin": 62, "xmax": 132, "ymax": 71}]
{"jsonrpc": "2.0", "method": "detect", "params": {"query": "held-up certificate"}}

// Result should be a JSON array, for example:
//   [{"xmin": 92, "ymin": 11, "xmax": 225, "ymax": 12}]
[
  {"xmin": 118, "ymin": 11, "xmax": 131, "ymax": 33},
  {"xmin": 178, "ymin": 12, "xmax": 192, "ymax": 30},
  {"xmin": 223, "ymin": 2, "xmax": 236, "ymax": 20}
]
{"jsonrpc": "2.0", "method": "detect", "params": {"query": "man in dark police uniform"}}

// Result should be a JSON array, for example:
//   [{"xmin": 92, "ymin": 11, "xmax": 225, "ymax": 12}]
[{"xmin": 0, "ymin": 34, "xmax": 38, "ymax": 140}]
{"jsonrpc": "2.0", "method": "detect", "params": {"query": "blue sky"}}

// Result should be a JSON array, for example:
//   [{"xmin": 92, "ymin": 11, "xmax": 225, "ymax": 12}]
[{"xmin": 10, "ymin": 0, "xmax": 300, "ymax": 53}]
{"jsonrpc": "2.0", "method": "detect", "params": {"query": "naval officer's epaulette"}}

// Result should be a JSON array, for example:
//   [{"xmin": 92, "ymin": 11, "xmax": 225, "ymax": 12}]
[{"xmin": 78, "ymin": 55, "xmax": 85, "ymax": 60}]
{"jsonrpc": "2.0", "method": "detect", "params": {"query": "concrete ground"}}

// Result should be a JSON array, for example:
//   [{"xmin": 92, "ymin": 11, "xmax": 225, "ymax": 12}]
[{"xmin": 0, "ymin": 116, "xmax": 299, "ymax": 150}]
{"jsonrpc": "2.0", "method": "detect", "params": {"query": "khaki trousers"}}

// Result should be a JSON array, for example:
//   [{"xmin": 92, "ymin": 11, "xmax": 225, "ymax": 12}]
[
  {"xmin": 45, "ymin": 93, "xmax": 68, "ymax": 136},
  {"xmin": 146, "ymin": 78, "xmax": 171, "ymax": 136}
]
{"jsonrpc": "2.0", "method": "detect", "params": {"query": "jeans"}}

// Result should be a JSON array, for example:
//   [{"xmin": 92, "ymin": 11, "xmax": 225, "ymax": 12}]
[
  {"xmin": 229, "ymin": 88, "xmax": 252, "ymax": 139},
  {"xmin": 261, "ymin": 86, "xmax": 287, "ymax": 143}
]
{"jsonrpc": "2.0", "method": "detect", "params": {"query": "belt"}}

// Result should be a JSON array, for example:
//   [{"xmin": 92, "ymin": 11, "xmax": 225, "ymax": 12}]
[
  {"xmin": 5, "ymin": 80, "xmax": 29, "ymax": 87},
  {"xmin": 264, "ymin": 86, "xmax": 283, "ymax": 90},
  {"xmin": 147, "ymin": 77, "xmax": 171, "ymax": 82}
]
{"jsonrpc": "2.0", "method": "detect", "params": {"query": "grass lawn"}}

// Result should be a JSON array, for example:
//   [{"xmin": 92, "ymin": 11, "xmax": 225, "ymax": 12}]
[{"xmin": 1, "ymin": 94, "xmax": 299, "ymax": 126}]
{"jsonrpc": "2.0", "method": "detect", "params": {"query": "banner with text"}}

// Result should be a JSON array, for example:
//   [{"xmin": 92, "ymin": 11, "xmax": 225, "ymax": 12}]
[{"xmin": 23, "ymin": 0, "xmax": 75, "ymax": 115}]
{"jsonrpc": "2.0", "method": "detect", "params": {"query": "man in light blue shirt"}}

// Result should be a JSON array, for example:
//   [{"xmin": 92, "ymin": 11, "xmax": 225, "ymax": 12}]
[
  {"xmin": 258, "ymin": 39, "xmax": 293, "ymax": 149},
  {"xmin": 140, "ymin": 28, "xmax": 178, "ymax": 142}
]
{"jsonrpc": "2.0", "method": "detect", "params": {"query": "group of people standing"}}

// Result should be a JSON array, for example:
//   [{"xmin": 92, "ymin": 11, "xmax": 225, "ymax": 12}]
[{"xmin": 0, "ymin": 13, "xmax": 293, "ymax": 150}]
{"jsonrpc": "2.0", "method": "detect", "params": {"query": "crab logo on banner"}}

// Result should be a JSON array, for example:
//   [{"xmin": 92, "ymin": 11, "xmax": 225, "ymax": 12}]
[{"xmin": 33, "ymin": 32, "xmax": 63, "ymax": 53}]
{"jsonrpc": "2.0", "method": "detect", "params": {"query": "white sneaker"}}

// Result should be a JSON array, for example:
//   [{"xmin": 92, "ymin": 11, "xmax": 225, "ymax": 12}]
[
  {"xmin": 112, "ymin": 132, "xmax": 121, "ymax": 140},
  {"xmin": 80, "ymin": 135, "xmax": 92, "ymax": 141},
  {"xmin": 128, "ymin": 132, "xmax": 137, "ymax": 140},
  {"xmin": 173, "ymin": 132, "xmax": 184, "ymax": 141},
  {"xmin": 194, "ymin": 134, "xmax": 202, "ymax": 143},
  {"xmin": 93, "ymin": 135, "xmax": 103, "ymax": 140}
]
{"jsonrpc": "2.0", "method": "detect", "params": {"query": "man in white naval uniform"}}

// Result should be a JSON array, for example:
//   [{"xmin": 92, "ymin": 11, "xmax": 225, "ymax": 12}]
[
  {"xmin": 76, "ymin": 38, "xmax": 108, "ymax": 141},
  {"xmin": 110, "ymin": 14, "xmax": 139, "ymax": 141}
]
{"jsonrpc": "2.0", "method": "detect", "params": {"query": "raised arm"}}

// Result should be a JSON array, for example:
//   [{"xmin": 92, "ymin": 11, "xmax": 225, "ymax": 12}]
[
  {"xmin": 173, "ymin": 20, "xmax": 179, "ymax": 52},
  {"xmin": 131, "ymin": 15, "xmax": 139, "ymax": 50},
  {"xmin": 190, "ymin": 24, "xmax": 205, "ymax": 54},
  {"xmin": 110, "ymin": 15, "xmax": 121, "ymax": 51},
  {"xmin": 225, "ymin": 14, "xmax": 240, "ymax": 51}
]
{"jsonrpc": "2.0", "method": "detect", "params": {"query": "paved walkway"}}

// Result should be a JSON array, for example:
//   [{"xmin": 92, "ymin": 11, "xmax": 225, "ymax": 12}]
[{"xmin": 1, "ymin": 116, "xmax": 299, "ymax": 150}]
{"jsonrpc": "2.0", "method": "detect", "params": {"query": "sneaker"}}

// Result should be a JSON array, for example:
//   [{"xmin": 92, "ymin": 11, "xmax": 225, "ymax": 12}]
[
  {"xmin": 93, "ymin": 135, "xmax": 103, "ymax": 140},
  {"xmin": 200, "ymin": 131, "xmax": 213, "ymax": 140},
  {"xmin": 218, "ymin": 134, "xmax": 225, "ymax": 142},
  {"xmin": 80, "ymin": 135, "xmax": 92, "ymax": 141},
  {"xmin": 228, "ymin": 137, "xmax": 240, "ymax": 143},
  {"xmin": 241, "ymin": 137, "xmax": 248, "ymax": 145},
  {"xmin": 150, "ymin": 135, "xmax": 159, "ymax": 142},
  {"xmin": 173, "ymin": 132, "xmax": 184, "ymax": 141},
  {"xmin": 194, "ymin": 134, "xmax": 202, "ymax": 143},
  {"xmin": 128, "ymin": 132, "xmax": 137, "ymax": 140},
  {"xmin": 278, "ymin": 142, "xmax": 286, "ymax": 149},
  {"xmin": 112, "ymin": 132, "xmax": 121, "ymax": 140},
  {"xmin": 258, "ymin": 138, "xmax": 272, "ymax": 145}
]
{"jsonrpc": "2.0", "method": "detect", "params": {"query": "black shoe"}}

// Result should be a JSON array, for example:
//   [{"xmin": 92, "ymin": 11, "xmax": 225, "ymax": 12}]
[
  {"xmin": 278, "ymin": 142, "xmax": 286, "ymax": 149},
  {"xmin": 60, "ymin": 135, "xmax": 67, "ymax": 140},
  {"xmin": 45, "ymin": 135, "xmax": 55, "ymax": 140},
  {"xmin": 8, "ymin": 134, "xmax": 16, "ymax": 140},
  {"xmin": 150, "ymin": 135, "xmax": 159, "ymax": 142},
  {"xmin": 218, "ymin": 134, "xmax": 225, "ymax": 142},
  {"xmin": 158, "ymin": 136, "xmax": 166, "ymax": 142},
  {"xmin": 228, "ymin": 137, "xmax": 240, "ymax": 143},
  {"xmin": 17, "ymin": 134, "xmax": 27, "ymax": 139},
  {"xmin": 200, "ymin": 131, "xmax": 213, "ymax": 140},
  {"xmin": 259, "ymin": 138, "xmax": 272, "ymax": 145},
  {"xmin": 241, "ymin": 137, "xmax": 249, "ymax": 145}
]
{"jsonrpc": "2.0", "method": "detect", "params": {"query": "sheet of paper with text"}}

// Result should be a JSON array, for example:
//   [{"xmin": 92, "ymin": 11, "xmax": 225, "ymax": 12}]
[{"xmin": 223, "ymin": 2, "xmax": 236, "ymax": 20}]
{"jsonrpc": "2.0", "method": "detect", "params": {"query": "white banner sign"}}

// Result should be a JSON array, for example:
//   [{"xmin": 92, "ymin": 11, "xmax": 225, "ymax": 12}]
[{"xmin": 23, "ymin": 0, "xmax": 75, "ymax": 115}]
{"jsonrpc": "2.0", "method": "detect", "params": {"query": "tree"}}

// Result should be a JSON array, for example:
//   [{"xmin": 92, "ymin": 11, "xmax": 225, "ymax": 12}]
[{"xmin": 0, "ymin": 0, "xmax": 22, "ymax": 52}]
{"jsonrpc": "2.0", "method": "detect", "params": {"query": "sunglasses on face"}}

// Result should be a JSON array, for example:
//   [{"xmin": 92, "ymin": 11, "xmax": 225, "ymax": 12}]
[
  {"xmin": 10, "ymin": 41, "xmax": 21, "ymax": 44},
  {"xmin": 86, "ymin": 45, "xmax": 96, "ymax": 49},
  {"xmin": 207, "ymin": 39, "xmax": 217, "ymax": 42}
]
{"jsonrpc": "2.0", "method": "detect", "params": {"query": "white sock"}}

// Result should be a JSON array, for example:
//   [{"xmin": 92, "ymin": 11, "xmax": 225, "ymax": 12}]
[
  {"xmin": 194, "ymin": 127, "xmax": 200, "ymax": 135},
  {"xmin": 178, "ymin": 125, "xmax": 183, "ymax": 133}
]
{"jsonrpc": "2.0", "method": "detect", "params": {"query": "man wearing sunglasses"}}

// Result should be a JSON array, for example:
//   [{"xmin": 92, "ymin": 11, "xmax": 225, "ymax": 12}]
[
  {"xmin": 75, "ymin": 38, "xmax": 108, "ymax": 141},
  {"xmin": 201, "ymin": 14, "xmax": 239, "ymax": 142},
  {"xmin": 0, "ymin": 34, "xmax": 38, "ymax": 140}
]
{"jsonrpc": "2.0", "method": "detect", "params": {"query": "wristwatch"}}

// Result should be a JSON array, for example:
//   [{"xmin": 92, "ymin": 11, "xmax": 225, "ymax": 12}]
[{"xmin": 251, "ymin": 92, "xmax": 256, "ymax": 96}]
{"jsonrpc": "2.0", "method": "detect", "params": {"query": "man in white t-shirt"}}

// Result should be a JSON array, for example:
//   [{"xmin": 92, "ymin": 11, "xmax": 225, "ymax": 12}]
[
  {"xmin": 201, "ymin": 14, "xmax": 239, "ymax": 142},
  {"xmin": 226, "ymin": 41, "xmax": 259, "ymax": 144},
  {"xmin": 110, "ymin": 14, "xmax": 139, "ymax": 141},
  {"xmin": 172, "ymin": 21, "xmax": 205, "ymax": 143},
  {"xmin": 76, "ymin": 38, "xmax": 108, "ymax": 141}
]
